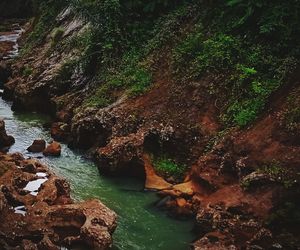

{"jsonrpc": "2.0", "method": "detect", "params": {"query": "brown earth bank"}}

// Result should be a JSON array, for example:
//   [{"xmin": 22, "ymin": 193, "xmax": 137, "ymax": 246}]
[
  {"xmin": 2, "ymin": 10, "xmax": 300, "ymax": 250},
  {"xmin": 0, "ymin": 123, "xmax": 117, "ymax": 250}
]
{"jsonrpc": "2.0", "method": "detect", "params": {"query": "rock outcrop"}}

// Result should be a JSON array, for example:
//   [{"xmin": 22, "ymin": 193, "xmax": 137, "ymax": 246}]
[
  {"xmin": 2, "ymin": 4, "xmax": 300, "ymax": 249},
  {"xmin": 0, "ymin": 119, "xmax": 15, "ymax": 150},
  {"xmin": 27, "ymin": 139, "xmax": 46, "ymax": 152},
  {"xmin": 0, "ymin": 62, "xmax": 11, "ymax": 87},
  {"xmin": 0, "ymin": 152, "xmax": 117, "ymax": 249},
  {"xmin": 43, "ymin": 141, "xmax": 62, "ymax": 156}
]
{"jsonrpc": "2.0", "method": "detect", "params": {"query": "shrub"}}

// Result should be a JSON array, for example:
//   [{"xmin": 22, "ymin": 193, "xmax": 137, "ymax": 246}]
[
  {"xmin": 51, "ymin": 27, "xmax": 64, "ymax": 46},
  {"xmin": 153, "ymin": 155, "xmax": 187, "ymax": 180},
  {"xmin": 22, "ymin": 66, "xmax": 33, "ymax": 77}
]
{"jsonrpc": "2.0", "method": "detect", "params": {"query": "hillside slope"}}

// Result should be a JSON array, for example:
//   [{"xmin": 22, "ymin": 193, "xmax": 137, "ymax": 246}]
[{"xmin": 2, "ymin": 0, "xmax": 300, "ymax": 249}]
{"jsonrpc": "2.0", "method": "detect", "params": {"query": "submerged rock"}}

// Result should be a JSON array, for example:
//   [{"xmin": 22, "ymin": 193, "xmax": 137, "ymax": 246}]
[
  {"xmin": 0, "ymin": 153, "xmax": 117, "ymax": 249},
  {"xmin": 43, "ymin": 141, "xmax": 61, "ymax": 156},
  {"xmin": 27, "ymin": 139, "xmax": 46, "ymax": 152},
  {"xmin": 0, "ymin": 119, "xmax": 15, "ymax": 150}
]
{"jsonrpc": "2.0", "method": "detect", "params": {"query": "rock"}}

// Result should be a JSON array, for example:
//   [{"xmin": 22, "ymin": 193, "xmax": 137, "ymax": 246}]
[
  {"xmin": 172, "ymin": 181, "xmax": 195, "ymax": 196},
  {"xmin": 43, "ymin": 141, "xmax": 61, "ymax": 156},
  {"xmin": 143, "ymin": 154, "xmax": 173, "ymax": 190},
  {"xmin": 0, "ymin": 119, "xmax": 15, "ymax": 150},
  {"xmin": 51, "ymin": 122, "xmax": 70, "ymax": 141},
  {"xmin": 241, "ymin": 171, "xmax": 275, "ymax": 190},
  {"xmin": 248, "ymin": 228, "xmax": 273, "ymax": 248},
  {"xmin": 155, "ymin": 196, "xmax": 172, "ymax": 208},
  {"xmin": 193, "ymin": 235, "xmax": 238, "ymax": 250},
  {"xmin": 176, "ymin": 197, "xmax": 187, "ymax": 207},
  {"xmin": 195, "ymin": 208, "xmax": 214, "ymax": 234},
  {"xmin": 0, "ymin": 61, "xmax": 11, "ymax": 87},
  {"xmin": 0, "ymin": 153, "xmax": 117, "ymax": 249},
  {"xmin": 27, "ymin": 139, "xmax": 46, "ymax": 153}
]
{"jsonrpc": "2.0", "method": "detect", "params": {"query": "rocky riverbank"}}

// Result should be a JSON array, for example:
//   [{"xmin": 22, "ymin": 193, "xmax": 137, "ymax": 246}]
[
  {"xmin": 0, "ymin": 151, "xmax": 117, "ymax": 249},
  {"xmin": 2, "ymin": 3, "xmax": 300, "ymax": 249},
  {"xmin": 0, "ymin": 20, "xmax": 117, "ymax": 250}
]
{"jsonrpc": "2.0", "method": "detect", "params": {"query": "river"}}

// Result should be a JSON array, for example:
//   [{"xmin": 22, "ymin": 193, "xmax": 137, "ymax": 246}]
[{"xmin": 0, "ymin": 25, "xmax": 195, "ymax": 250}]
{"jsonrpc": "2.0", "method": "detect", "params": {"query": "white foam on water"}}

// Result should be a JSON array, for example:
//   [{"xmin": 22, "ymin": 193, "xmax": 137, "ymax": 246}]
[
  {"xmin": 24, "ymin": 178, "xmax": 48, "ymax": 196},
  {"xmin": 13, "ymin": 205, "xmax": 26, "ymax": 216},
  {"xmin": 36, "ymin": 172, "xmax": 47, "ymax": 177}
]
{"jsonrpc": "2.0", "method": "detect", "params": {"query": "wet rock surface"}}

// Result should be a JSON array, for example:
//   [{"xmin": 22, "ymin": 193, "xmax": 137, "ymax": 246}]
[
  {"xmin": 0, "ymin": 119, "xmax": 15, "ymax": 150},
  {"xmin": 2, "ymin": 7, "xmax": 300, "ymax": 250},
  {"xmin": 0, "ymin": 153, "xmax": 117, "ymax": 249},
  {"xmin": 27, "ymin": 139, "xmax": 46, "ymax": 153},
  {"xmin": 43, "ymin": 141, "xmax": 62, "ymax": 156}
]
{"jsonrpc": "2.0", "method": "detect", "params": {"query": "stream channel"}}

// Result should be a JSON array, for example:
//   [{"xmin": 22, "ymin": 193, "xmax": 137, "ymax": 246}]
[{"xmin": 0, "ymin": 23, "xmax": 196, "ymax": 250}]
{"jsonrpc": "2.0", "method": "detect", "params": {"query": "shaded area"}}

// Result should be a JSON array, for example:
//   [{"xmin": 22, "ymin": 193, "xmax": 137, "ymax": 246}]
[{"xmin": 0, "ymin": 0, "xmax": 33, "ymax": 19}]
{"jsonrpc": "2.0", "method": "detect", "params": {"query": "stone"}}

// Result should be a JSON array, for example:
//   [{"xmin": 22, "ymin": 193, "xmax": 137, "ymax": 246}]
[
  {"xmin": 43, "ymin": 141, "xmax": 61, "ymax": 156},
  {"xmin": 51, "ymin": 122, "xmax": 70, "ymax": 141},
  {"xmin": 143, "ymin": 154, "xmax": 173, "ymax": 190},
  {"xmin": 241, "ymin": 171, "xmax": 275, "ymax": 190},
  {"xmin": 0, "ymin": 61, "xmax": 11, "ymax": 87},
  {"xmin": 0, "ymin": 119, "xmax": 15, "ymax": 149},
  {"xmin": 0, "ymin": 153, "xmax": 117, "ymax": 249},
  {"xmin": 27, "ymin": 139, "xmax": 46, "ymax": 153},
  {"xmin": 176, "ymin": 197, "xmax": 187, "ymax": 207}
]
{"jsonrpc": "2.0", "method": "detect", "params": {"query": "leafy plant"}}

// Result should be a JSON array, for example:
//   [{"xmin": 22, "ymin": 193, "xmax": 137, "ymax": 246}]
[
  {"xmin": 22, "ymin": 66, "xmax": 33, "ymax": 77},
  {"xmin": 153, "ymin": 155, "xmax": 187, "ymax": 180},
  {"xmin": 51, "ymin": 27, "xmax": 64, "ymax": 46},
  {"xmin": 258, "ymin": 162, "xmax": 295, "ymax": 189}
]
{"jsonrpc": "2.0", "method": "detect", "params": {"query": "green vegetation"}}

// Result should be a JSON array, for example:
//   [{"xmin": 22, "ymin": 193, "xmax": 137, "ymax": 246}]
[
  {"xmin": 51, "ymin": 27, "xmax": 64, "ymax": 46},
  {"xmin": 153, "ymin": 155, "xmax": 187, "ymax": 180},
  {"xmin": 53, "ymin": 59, "xmax": 78, "ymax": 88},
  {"xmin": 21, "ymin": 0, "xmax": 68, "ymax": 54},
  {"xmin": 285, "ymin": 107, "xmax": 300, "ymax": 134},
  {"xmin": 22, "ymin": 65, "xmax": 33, "ymax": 77},
  {"xmin": 282, "ymin": 91, "xmax": 300, "ymax": 135},
  {"xmin": 27, "ymin": 0, "xmax": 300, "ymax": 127},
  {"xmin": 258, "ymin": 161, "xmax": 295, "ymax": 189},
  {"xmin": 172, "ymin": 1, "xmax": 300, "ymax": 127}
]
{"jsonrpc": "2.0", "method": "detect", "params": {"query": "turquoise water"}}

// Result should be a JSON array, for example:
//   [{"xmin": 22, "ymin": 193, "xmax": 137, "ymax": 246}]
[{"xmin": 0, "ymin": 98, "xmax": 196, "ymax": 250}]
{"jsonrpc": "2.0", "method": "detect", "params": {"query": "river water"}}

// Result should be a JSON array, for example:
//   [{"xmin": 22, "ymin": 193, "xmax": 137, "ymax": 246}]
[{"xmin": 0, "ymin": 27, "xmax": 195, "ymax": 250}]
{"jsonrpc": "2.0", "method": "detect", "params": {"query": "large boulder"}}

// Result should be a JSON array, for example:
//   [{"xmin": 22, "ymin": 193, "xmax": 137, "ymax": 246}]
[
  {"xmin": 0, "ymin": 62, "xmax": 11, "ymax": 88},
  {"xmin": 0, "ymin": 154, "xmax": 117, "ymax": 249},
  {"xmin": 0, "ymin": 119, "xmax": 15, "ymax": 150},
  {"xmin": 27, "ymin": 139, "xmax": 46, "ymax": 153},
  {"xmin": 43, "ymin": 141, "xmax": 61, "ymax": 156}
]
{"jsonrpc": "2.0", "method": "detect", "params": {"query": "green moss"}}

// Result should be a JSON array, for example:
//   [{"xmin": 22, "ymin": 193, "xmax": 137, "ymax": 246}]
[
  {"xmin": 83, "ymin": 49, "xmax": 152, "ymax": 108},
  {"xmin": 21, "ymin": 0, "xmax": 68, "ymax": 55},
  {"xmin": 26, "ymin": 0, "xmax": 299, "ymax": 127},
  {"xmin": 153, "ymin": 155, "xmax": 187, "ymax": 180},
  {"xmin": 22, "ymin": 66, "xmax": 33, "ymax": 77},
  {"xmin": 258, "ymin": 162, "xmax": 295, "ymax": 189},
  {"xmin": 51, "ymin": 27, "xmax": 64, "ymax": 46},
  {"xmin": 83, "ymin": 85, "xmax": 113, "ymax": 108}
]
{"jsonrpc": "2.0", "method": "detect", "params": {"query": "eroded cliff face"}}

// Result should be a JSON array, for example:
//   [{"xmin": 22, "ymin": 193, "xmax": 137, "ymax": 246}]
[
  {"xmin": 3, "ymin": 5, "xmax": 300, "ymax": 250},
  {"xmin": 0, "ymin": 119, "xmax": 117, "ymax": 249},
  {"xmin": 0, "ymin": 152, "xmax": 117, "ymax": 249},
  {"xmin": 0, "ymin": 18, "xmax": 117, "ymax": 250}
]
